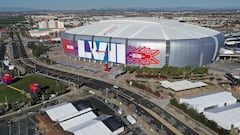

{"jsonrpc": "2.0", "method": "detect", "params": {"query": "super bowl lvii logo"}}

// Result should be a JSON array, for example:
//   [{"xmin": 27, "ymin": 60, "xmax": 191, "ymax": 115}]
[{"xmin": 127, "ymin": 46, "xmax": 160, "ymax": 66}]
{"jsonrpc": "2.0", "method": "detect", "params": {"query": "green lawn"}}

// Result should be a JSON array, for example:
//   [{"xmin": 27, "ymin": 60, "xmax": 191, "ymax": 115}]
[
  {"xmin": 0, "ymin": 85, "xmax": 23, "ymax": 103},
  {"xmin": 0, "ymin": 74, "xmax": 67, "ymax": 103}
]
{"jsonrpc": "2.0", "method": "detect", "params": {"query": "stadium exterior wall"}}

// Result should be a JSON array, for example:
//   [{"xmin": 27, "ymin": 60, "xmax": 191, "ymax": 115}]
[{"xmin": 61, "ymin": 32, "xmax": 224, "ymax": 68}]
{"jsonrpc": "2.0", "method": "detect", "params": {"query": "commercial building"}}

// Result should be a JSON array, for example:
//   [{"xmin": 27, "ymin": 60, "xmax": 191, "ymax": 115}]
[
  {"xmin": 61, "ymin": 17, "xmax": 224, "ymax": 68},
  {"xmin": 0, "ymin": 29, "xmax": 6, "ymax": 38},
  {"xmin": 29, "ymin": 28, "xmax": 63, "ymax": 38},
  {"xmin": 29, "ymin": 19, "xmax": 65, "ymax": 38},
  {"xmin": 179, "ymin": 91, "xmax": 237, "ymax": 113},
  {"xmin": 38, "ymin": 19, "xmax": 64, "ymax": 29}
]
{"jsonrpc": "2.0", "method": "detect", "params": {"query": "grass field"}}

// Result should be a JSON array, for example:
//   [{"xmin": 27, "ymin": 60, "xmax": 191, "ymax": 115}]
[
  {"xmin": 0, "ymin": 16, "xmax": 25, "ymax": 28},
  {"xmin": 0, "ymin": 74, "xmax": 67, "ymax": 103}
]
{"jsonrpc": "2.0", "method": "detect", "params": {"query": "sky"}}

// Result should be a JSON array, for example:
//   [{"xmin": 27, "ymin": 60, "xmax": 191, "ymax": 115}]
[{"xmin": 1, "ymin": 0, "xmax": 240, "ymax": 10}]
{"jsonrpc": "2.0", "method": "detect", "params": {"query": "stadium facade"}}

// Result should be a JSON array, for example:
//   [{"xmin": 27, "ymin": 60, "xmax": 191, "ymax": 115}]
[{"xmin": 61, "ymin": 17, "xmax": 224, "ymax": 68}]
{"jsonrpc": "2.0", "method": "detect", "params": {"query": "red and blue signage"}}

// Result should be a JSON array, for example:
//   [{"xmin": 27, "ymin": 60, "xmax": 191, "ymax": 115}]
[
  {"xmin": 1, "ymin": 74, "xmax": 13, "ymax": 85},
  {"xmin": 29, "ymin": 83, "xmax": 41, "ymax": 94},
  {"xmin": 62, "ymin": 39, "xmax": 78, "ymax": 56}
]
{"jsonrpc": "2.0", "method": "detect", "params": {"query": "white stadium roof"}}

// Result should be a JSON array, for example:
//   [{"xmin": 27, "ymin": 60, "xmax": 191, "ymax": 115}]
[
  {"xmin": 204, "ymin": 103, "xmax": 240, "ymax": 130},
  {"xmin": 66, "ymin": 17, "xmax": 220, "ymax": 40},
  {"xmin": 160, "ymin": 80, "xmax": 207, "ymax": 91},
  {"xmin": 180, "ymin": 91, "xmax": 237, "ymax": 113}
]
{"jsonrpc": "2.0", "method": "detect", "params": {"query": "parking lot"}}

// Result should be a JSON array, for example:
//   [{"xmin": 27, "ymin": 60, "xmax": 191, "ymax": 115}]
[{"xmin": 0, "ymin": 115, "xmax": 37, "ymax": 135}]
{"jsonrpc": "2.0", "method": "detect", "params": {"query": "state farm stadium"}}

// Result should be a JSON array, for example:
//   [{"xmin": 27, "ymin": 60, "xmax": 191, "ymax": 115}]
[{"xmin": 61, "ymin": 17, "xmax": 224, "ymax": 68}]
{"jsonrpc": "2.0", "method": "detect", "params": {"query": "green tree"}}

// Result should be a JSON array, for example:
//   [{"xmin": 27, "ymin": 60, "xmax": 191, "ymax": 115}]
[
  {"xmin": 170, "ymin": 98, "xmax": 178, "ymax": 106},
  {"xmin": 206, "ymin": 120, "xmax": 218, "ymax": 131}
]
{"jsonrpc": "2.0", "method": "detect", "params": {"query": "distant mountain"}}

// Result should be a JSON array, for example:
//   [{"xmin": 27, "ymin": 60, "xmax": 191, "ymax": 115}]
[
  {"xmin": 84, "ymin": 6, "xmax": 240, "ymax": 12},
  {"xmin": 0, "ymin": 7, "xmax": 36, "ymax": 12},
  {"xmin": 101, "ymin": 6, "xmax": 240, "ymax": 12},
  {"xmin": 0, "ymin": 6, "xmax": 239, "ymax": 13}
]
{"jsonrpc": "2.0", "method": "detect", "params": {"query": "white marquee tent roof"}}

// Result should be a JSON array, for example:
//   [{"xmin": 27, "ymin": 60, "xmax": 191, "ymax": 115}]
[
  {"xmin": 160, "ymin": 80, "xmax": 207, "ymax": 91},
  {"xmin": 43, "ymin": 103, "xmax": 124, "ymax": 135},
  {"xmin": 67, "ymin": 119, "xmax": 112, "ymax": 135},
  {"xmin": 180, "ymin": 91, "xmax": 237, "ymax": 113},
  {"xmin": 204, "ymin": 103, "xmax": 240, "ymax": 130},
  {"xmin": 58, "ymin": 107, "xmax": 93, "ymax": 122},
  {"xmin": 60, "ymin": 111, "xmax": 97, "ymax": 130},
  {"xmin": 44, "ymin": 103, "xmax": 78, "ymax": 122}
]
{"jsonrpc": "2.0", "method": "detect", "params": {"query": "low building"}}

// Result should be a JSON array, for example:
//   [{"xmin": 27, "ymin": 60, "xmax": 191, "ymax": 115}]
[
  {"xmin": 38, "ymin": 19, "xmax": 64, "ymax": 29},
  {"xmin": 29, "ymin": 28, "xmax": 64, "ymax": 38},
  {"xmin": 0, "ymin": 29, "xmax": 6, "ymax": 38},
  {"xmin": 179, "ymin": 91, "xmax": 237, "ymax": 113},
  {"xmin": 29, "ymin": 29, "xmax": 51, "ymax": 38}
]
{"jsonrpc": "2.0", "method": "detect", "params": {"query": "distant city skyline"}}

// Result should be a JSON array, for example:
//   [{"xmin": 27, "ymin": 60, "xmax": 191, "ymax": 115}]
[{"xmin": 1, "ymin": 0, "xmax": 240, "ymax": 10}]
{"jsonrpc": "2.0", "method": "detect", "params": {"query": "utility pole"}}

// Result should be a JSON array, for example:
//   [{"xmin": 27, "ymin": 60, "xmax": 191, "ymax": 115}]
[
  {"xmin": 105, "ymin": 88, "xmax": 109, "ymax": 103},
  {"xmin": 5, "ymin": 95, "xmax": 9, "ymax": 110}
]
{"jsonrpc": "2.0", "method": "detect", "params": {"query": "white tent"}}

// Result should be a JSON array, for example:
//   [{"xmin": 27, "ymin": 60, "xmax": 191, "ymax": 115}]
[
  {"xmin": 43, "ymin": 103, "xmax": 124, "ymax": 135},
  {"xmin": 160, "ymin": 80, "xmax": 207, "ymax": 91},
  {"xmin": 180, "ymin": 91, "xmax": 237, "ymax": 113},
  {"xmin": 66, "ymin": 115, "xmax": 124, "ymax": 135},
  {"xmin": 58, "ymin": 107, "xmax": 93, "ymax": 122},
  {"xmin": 44, "ymin": 103, "xmax": 78, "ymax": 121},
  {"xmin": 67, "ymin": 119, "xmax": 112, "ymax": 135},
  {"xmin": 60, "ymin": 111, "xmax": 97, "ymax": 130},
  {"xmin": 204, "ymin": 103, "xmax": 240, "ymax": 130}
]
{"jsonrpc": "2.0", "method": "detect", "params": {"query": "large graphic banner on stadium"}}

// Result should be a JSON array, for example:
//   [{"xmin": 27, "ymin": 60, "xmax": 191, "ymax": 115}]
[
  {"xmin": 126, "ymin": 46, "xmax": 160, "ymax": 66},
  {"xmin": 127, "ymin": 41, "xmax": 165, "ymax": 67},
  {"xmin": 77, "ymin": 40, "xmax": 126, "ymax": 64},
  {"xmin": 62, "ymin": 39, "xmax": 78, "ymax": 56}
]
